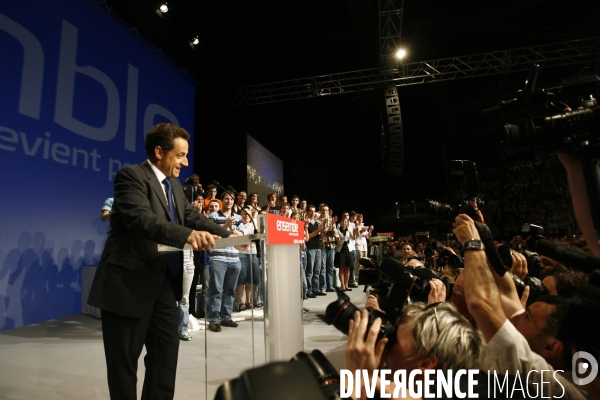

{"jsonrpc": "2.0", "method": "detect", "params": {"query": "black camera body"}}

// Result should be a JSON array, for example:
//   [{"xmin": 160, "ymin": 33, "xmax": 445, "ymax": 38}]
[
  {"xmin": 497, "ymin": 222, "xmax": 545, "ymax": 278},
  {"xmin": 436, "ymin": 246, "xmax": 464, "ymax": 268},
  {"xmin": 404, "ymin": 264, "xmax": 454, "ymax": 303},
  {"xmin": 319, "ymin": 257, "xmax": 415, "ymax": 343},
  {"xmin": 320, "ymin": 256, "xmax": 456, "ymax": 342},
  {"xmin": 426, "ymin": 197, "xmax": 484, "ymax": 223},
  {"xmin": 425, "ymin": 160, "xmax": 484, "ymax": 223},
  {"xmin": 512, "ymin": 274, "xmax": 549, "ymax": 306}
]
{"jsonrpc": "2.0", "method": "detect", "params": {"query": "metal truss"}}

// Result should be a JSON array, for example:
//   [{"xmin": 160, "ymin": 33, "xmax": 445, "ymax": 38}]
[
  {"xmin": 232, "ymin": 37, "xmax": 600, "ymax": 106},
  {"xmin": 379, "ymin": 0, "xmax": 404, "ymax": 67}
]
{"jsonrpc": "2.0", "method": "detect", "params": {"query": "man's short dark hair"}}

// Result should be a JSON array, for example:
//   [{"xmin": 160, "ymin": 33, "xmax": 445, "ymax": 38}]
[
  {"xmin": 221, "ymin": 190, "xmax": 235, "ymax": 200},
  {"xmin": 144, "ymin": 123, "xmax": 190, "ymax": 158},
  {"xmin": 206, "ymin": 184, "xmax": 217, "ymax": 191},
  {"xmin": 292, "ymin": 195, "xmax": 299, "ymax": 201},
  {"xmin": 538, "ymin": 295, "xmax": 571, "ymax": 338},
  {"xmin": 554, "ymin": 270, "xmax": 589, "ymax": 298}
]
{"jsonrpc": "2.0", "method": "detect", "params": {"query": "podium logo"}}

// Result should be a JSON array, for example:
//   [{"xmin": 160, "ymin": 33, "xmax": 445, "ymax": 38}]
[
  {"xmin": 572, "ymin": 351, "xmax": 598, "ymax": 385},
  {"xmin": 276, "ymin": 219, "xmax": 299, "ymax": 233}
]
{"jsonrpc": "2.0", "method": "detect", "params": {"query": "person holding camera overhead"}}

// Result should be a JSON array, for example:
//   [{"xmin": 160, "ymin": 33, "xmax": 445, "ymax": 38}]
[{"xmin": 183, "ymin": 173, "xmax": 203, "ymax": 204}]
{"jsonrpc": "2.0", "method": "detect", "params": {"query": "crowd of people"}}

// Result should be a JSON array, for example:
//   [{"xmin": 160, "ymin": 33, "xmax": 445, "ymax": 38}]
[
  {"xmin": 340, "ymin": 152, "xmax": 600, "ymax": 399},
  {"xmin": 175, "ymin": 178, "xmax": 377, "ymax": 335},
  {"xmin": 473, "ymin": 156, "xmax": 577, "ymax": 240},
  {"xmin": 95, "ymin": 123, "xmax": 600, "ymax": 399}
]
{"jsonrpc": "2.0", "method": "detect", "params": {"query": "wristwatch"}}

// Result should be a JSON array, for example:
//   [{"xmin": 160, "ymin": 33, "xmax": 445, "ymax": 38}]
[{"xmin": 463, "ymin": 239, "xmax": 485, "ymax": 252}]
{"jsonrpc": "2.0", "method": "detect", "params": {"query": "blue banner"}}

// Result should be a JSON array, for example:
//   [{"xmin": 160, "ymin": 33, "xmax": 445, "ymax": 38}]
[{"xmin": 0, "ymin": 0, "xmax": 196, "ymax": 330}]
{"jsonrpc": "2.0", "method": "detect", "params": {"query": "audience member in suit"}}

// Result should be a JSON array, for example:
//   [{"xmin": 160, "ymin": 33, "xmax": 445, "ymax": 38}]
[
  {"xmin": 88, "ymin": 123, "xmax": 240, "ymax": 400},
  {"xmin": 183, "ymin": 173, "xmax": 203, "ymax": 204}
]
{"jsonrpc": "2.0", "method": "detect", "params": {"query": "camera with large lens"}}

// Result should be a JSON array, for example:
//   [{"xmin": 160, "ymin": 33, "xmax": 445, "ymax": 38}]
[
  {"xmin": 511, "ymin": 274, "xmax": 549, "ymax": 306},
  {"xmin": 498, "ymin": 246, "xmax": 542, "ymax": 278},
  {"xmin": 320, "ymin": 256, "xmax": 457, "ymax": 339},
  {"xmin": 424, "ymin": 160, "xmax": 484, "ymax": 223},
  {"xmin": 497, "ymin": 222, "xmax": 545, "ymax": 278},
  {"xmin": 425, "ymin": 197, "xmax": 484, "ymax": 223},
  {"xmin": 319, "ymin": 287, "xmax": 397, "ymax": 342},
  {"xmin": 319, "ymin": 257, "xmax": 415, "ymax": 342},
  {"xmin": 436, "ymin": 246, "xmax": 464, "ymax": 268},
  {"xmin": 404, "ymin": 263, "xmax": 455, "ymax": 303}
]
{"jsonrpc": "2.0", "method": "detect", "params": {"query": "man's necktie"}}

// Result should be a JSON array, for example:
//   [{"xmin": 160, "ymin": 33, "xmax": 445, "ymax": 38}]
[{"xmin": 163, "ymin": 178, "xmax": 181, "ymax": 276}]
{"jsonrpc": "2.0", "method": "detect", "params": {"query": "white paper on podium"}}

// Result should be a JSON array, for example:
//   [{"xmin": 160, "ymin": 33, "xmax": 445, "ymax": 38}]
[{"xmin": 157, "ymin": 233, "xmax": 264, "ymax": 252}]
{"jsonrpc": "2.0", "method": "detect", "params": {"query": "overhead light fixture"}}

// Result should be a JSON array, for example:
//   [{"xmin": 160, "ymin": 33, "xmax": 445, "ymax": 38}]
[
  {"xmin": 158, "ymin": 2, "xmax": 169, "ymax": 13},
  {"xmin": 188, "ymin": 36, "xmax": 200, "ymax": 49},
  {"xmin": 395, "ymin": 48, "xmax": 407, "ymax": 60}
]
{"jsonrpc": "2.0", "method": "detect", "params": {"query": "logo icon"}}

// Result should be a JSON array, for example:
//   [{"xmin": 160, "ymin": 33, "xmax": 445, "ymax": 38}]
[{"xmin": 572, "ymin": 351, "xmax": 598, "ymax": 385}]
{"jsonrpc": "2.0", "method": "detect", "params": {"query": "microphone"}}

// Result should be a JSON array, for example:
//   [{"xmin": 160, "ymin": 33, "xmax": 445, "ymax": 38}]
[
  {"xmin": 212, "ymin": 180, "xmax": 229, "ymax": 193},
  {"xmin": 226, "ymin": 185, "xmax": 240, "ymax": 195}
]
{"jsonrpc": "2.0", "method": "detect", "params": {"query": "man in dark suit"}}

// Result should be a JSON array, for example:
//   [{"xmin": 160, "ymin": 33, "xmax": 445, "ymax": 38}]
[
  {"xmin": 183, "ymin": 173, "xmax": 203, "ymax": 203},
  {"xmin": 88, "ymin": 123, "xmax": 238, "ymax": 400}
]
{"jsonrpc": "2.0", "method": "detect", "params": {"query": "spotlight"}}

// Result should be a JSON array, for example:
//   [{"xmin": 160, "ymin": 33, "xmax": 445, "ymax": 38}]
[
  {"xmin": 188, "ymin": 36, "xmax": 200, "ymax": 49},
  {"xmin": 158, "ymin": 2, "xmax": 168, "ymax": 13},
  {"xmin": 395, "ymin": 48, "xmax": 406, "ymax": 60}
]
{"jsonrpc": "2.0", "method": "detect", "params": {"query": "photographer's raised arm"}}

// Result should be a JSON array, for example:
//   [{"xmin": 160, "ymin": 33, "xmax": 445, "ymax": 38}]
[
  {"xmin": 558, "ymin": 151, "xmax": 600, "ymax": 256},
  {"xmin": 486, "ymin": 249, "xmax": 525, "ymax": 320},
  {"xmin": 453, "ymin": 214, "xmax": 506, "ymax": 341}
]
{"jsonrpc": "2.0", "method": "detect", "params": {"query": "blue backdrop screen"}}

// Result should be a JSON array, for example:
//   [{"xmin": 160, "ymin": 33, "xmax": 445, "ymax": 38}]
[
  {"xmin": 246, "ymin": 135, "xmax": 284, "ymax": 205},
  {"xmin": 0, "ymin": 0, "xmax": 196, "ymax": 330}
]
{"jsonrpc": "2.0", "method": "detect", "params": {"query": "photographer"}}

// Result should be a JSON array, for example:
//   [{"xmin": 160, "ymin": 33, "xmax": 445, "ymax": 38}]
[
  {"xmin": 344, "ymin": 302, "xmax": 484, "ymax": 398},
  {"xmin": 183, "ymin": 173, "xmax": 203, "ymax": 204},
  {"xmin": 453, "ymin": 214, "xmax": 587, "ymax": 399}
]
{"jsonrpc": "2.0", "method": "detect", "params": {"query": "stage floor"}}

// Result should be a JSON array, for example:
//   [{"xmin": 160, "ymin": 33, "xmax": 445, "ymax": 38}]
[{"xmin": 0, "ymin": 288, "xmax": 366, "ymax": 400}]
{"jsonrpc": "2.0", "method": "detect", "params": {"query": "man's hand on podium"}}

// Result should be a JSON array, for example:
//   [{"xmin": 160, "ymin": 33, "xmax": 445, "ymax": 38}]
[
  {"xmin": 187, "ymin": 230, "xmax": 221, "ymax": 250},
  {"xmin": 231, "ymin": 230, "xmax": 250, "ymax": 251}
]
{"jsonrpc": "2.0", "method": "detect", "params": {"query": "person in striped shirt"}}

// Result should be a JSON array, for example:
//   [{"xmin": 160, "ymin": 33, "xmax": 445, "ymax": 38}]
[{"xmin": 206, "ymin": 191, "xmax": 244, "ymax": 332}]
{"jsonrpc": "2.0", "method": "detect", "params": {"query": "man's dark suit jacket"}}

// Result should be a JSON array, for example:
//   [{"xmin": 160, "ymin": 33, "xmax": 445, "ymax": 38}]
[
  {"xmin": 183, "ymin": 185, "xmax": 203, "ymax": 204},
  {"xmin": 88, "ymin": 161, "xmax": 230, "ymax": 318}
]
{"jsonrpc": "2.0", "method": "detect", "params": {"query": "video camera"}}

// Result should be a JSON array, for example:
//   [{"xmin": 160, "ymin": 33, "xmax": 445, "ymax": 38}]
[
  {"xmin": 481, "ymin": 65, "xmax": 600, "ymax": 156},
  {"xmin": 481, "ymin": 65, "xmax": 600, "ymax": 235}
]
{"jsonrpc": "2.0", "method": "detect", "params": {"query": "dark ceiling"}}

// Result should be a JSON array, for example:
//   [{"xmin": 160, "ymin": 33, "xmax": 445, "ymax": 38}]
[
  {"xmin": 104, "ymin": 0, "xmax": 600, "ymax": 222},
  {"xmin": 107, "ymin": 0, "xmax": 600, "ymax": 86}
]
